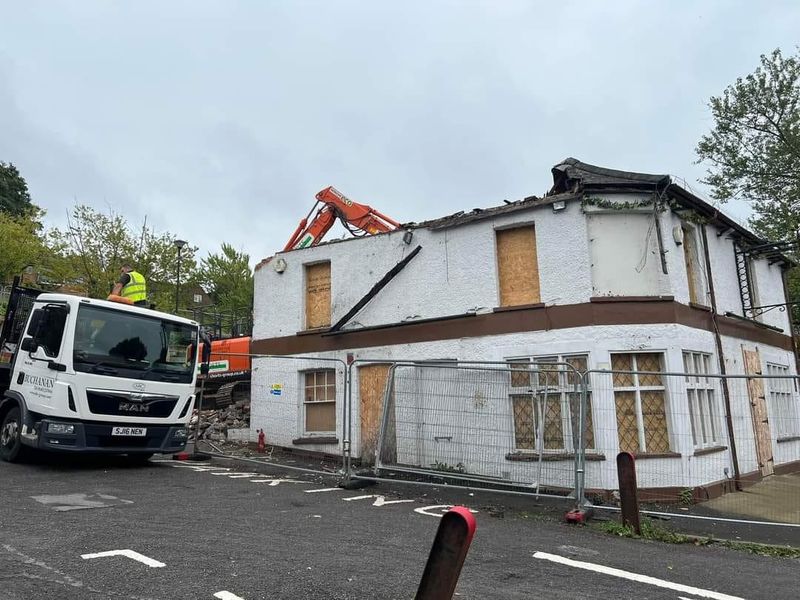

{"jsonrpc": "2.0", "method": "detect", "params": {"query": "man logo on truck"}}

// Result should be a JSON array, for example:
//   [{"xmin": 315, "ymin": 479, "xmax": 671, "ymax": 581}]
[{"xmin": 118, "ymin": 402, "xmax": 150, "ymax": 414}]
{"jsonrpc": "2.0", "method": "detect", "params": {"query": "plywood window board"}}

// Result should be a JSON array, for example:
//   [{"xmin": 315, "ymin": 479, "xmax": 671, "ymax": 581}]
[
  {"xmin": 682, "ymin": 225, "xmax": 704, "ymax": 305},
  {"xmin": 305, "ymin": 261, "xmax": 331, "ymax": 329},
  {"xmin": 496, "ymin": 226, "xmax": 541, "ymax": 307},
  {"xmin": 358, "ymin": 364, "xmax": 392, "ymax": 466}
]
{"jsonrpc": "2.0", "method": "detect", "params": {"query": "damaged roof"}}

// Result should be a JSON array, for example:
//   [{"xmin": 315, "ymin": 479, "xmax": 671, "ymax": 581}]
[
  {"xmin": 548, "ymin": 158, "xmax": 792, "ymax": 262},
  {"xmin": 550, "ymin": 157, "xmax": 670, "ymax": 194},
  {"xmin": 407, "ymin": 192, "xmax": 579, "ymax": 231}
]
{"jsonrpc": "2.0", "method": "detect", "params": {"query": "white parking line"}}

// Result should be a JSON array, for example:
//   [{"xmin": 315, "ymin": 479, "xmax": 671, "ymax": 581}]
[
  {"xmin": 81, "ymin": 549, "xmax": 165, "ymax": 568},
  {"xmin": 342, "ymin": 494, "xmax": 414, "ymax": 507},
  {"xmin": 532, "ymin": 552, "xmax": 745, "ymax": 600},
  {"xmin": 413, "ymin": 505, "xmax": 479, "ymax": 518},
  {"xmin": 249, "ymin": 479, "xmax": 303, "ymax": 486},
  {"xmin": 304, "ymin": 487, "xmax": 343, "ymax": 493},
  {"xmin": 222, "ymin": 473, "xmax": 260, "ymax": 478},
  {"xmin": 214, "ymin": 592, "xmax": 245, "ymax": 600}
]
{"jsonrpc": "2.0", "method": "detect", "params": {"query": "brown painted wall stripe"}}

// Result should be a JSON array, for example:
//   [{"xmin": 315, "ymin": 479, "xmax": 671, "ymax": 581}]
[{"xmin": 250, "ymin": 300, "xmax": 793, "ymax": 356}]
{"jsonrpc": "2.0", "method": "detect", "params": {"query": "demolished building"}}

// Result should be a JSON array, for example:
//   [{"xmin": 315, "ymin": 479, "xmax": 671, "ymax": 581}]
[{"xmin": 249, "ymin": 158, "xmax": 799, "ymax": 499}]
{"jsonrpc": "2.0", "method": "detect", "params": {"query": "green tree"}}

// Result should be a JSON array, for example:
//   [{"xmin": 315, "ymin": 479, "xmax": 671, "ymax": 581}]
[
  {"xmin": 198, "ymin": 243, "xmax": 253, "ymax": 318},
  {"xmin": 695, "ymin": 48, "xmax": 800, "ymax": 323},
  {"xmin": 47, "ymin": 205, "xmax": 197, "ymax": 311},
  {"xmin": 0, "ymin": 212, "xmax": 46, "ymax": 283},
  {"xmin": 0, "ymin": 162, "xmax": 36, "ymax": 217}
]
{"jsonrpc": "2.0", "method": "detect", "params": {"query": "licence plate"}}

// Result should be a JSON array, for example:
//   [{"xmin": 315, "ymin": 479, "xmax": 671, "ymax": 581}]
[{"xmin": 112, "ymin": 427, "xmax": 147, "ymax": 437}]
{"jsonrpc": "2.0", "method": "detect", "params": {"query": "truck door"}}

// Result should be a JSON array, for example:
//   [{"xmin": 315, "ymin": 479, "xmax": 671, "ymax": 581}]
[{"xmin": 15, "ymin": 304, "xmax": 70, "ymax": 412}]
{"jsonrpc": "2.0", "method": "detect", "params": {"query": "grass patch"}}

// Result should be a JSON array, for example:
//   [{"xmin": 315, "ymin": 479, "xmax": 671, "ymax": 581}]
[
  {"xmin": 593, "ymin": 517, "xmax": 800, "ymax": 559},
  {"xmin": 593, "ymin": 517, "xmax": 697, "ymax": 544},
  {"xmin": 719, "ymin": 540, "xmax": 800, "ymax": 559}
]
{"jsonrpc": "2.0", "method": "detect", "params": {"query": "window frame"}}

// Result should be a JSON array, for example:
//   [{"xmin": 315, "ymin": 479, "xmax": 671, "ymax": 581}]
[
  {"xmin": 682, "ymin": 351, "xmax": 722, "ymax": 449},
  {"xmin": 507, "ymin": 353, "xmax": 592, "ymax": 453},
  {"xmin": 611, "ymin": 352, "xmax": 671, "ymax": 454},
  {"xmin": 302, "ymin": 369, "xmax": 337, "ymax": 435},
  {"xmin": 766, "ymin": 363, "xmax": 799, "ymax": 439}
]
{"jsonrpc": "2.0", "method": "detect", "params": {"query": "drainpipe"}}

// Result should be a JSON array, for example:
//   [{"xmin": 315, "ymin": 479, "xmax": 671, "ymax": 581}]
[{"xmin": 701, "ymin": 227, "xmax": 742, "ymax": 490}]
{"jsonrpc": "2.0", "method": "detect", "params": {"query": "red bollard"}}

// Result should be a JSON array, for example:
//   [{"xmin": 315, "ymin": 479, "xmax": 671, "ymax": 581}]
[
  {"xmin": 415, "ymin": 507, "xmax": 477, "ymax": 600},
  {"xmin": 257, "ymin": 429, "xmax": 266, "ymax": 453}
]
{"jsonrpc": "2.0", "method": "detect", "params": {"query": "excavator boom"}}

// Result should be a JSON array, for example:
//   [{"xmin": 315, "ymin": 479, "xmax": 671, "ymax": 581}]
[{"xmin": 284, "ymin": 187, "xmax": 400, "ymax": 251}]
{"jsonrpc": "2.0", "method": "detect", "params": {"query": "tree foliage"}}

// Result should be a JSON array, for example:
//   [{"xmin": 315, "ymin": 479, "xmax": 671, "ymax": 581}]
[
  {"xmin": 696, "ymin": 48, "xmax": 800, "ymax": 216},
  {"xmin": 0, "ymin": 212, "xmax": 46, "ymax": 283},
  {"xmin": 0, "ymin": 162, "xmax": 36, "ymax": 217},
  {"xmin": 197, "ymin": 243, "xmax": 253, "ymax": 317},
  {"xmin": 696, "ymin": 48, "xmax": 800, "ymax": 323},
  {"xmin": 46, "ymin": 205, "xmax": 198, "ymax": 311}
]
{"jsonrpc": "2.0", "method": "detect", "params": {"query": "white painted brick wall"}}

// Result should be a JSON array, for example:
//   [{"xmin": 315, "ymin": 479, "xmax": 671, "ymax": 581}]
[{"xmin": 248, "ymin": 322, "xmax": 798, "ymax": 491}]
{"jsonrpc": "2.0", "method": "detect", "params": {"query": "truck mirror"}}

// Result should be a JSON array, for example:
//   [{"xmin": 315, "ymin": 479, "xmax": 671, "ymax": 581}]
[{"xmin": 20, "ymin": 337, "xmax": 38, "ymax": 353}]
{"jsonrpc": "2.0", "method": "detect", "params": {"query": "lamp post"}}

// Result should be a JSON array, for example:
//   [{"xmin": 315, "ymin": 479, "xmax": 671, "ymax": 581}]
[{"xmin": 174, "ymin": 239, "xmax": 187, "ymax": 313}]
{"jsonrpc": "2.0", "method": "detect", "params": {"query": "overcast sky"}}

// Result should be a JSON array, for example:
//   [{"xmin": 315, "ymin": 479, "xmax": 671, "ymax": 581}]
[{"xmin": 2, "ymin": 1, "xmax": 799, "ymax": 264}]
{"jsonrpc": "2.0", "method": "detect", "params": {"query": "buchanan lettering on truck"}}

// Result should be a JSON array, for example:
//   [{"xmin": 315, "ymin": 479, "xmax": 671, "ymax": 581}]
[{"xmin": 0, "ymin": 282, "xmax": 201, "ymax": 463}]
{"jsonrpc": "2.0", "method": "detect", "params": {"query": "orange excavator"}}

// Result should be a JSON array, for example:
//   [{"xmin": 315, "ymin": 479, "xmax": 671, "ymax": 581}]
[
  {"xmin": 197, "ymin": 187, "xmax": 399, "ymax": 418},
  {"xmin": 284, "ymin": 186, "xmax": 401, "ymax": 251}
]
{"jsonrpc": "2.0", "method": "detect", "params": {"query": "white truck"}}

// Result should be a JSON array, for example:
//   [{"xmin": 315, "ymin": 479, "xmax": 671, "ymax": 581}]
[{"xmin": 0, "ymin": 280, "xmax": 204, "ymax": 463}]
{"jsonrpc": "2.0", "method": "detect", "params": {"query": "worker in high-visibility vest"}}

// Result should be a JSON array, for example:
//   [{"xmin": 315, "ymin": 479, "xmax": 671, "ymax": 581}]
[{"xmin": 111, "ymin": 264, "xmax": 148, "ymax": 306}]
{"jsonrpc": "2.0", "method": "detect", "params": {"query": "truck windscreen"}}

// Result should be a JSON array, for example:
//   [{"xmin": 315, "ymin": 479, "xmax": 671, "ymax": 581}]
[{"xmin": 73, "ymin": 305, "xmax": 198, "ymax": 383}]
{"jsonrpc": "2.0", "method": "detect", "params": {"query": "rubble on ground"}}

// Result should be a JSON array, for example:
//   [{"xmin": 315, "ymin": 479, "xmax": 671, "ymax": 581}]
[{"xmin": 188, "ymin": 399, "xmax": 250, "ymax": 443}]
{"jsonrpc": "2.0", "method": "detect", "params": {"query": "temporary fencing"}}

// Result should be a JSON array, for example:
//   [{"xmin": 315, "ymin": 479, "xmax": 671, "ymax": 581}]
[
  {"xmin": 192, "ymin": 351, "xmax": 800, "ymax": 527},
  {"xmin": 349, "ymin": 360, "xmax": 586, "ymax": 502},
  {"xmin": 585, "ymin": 366, "xmax": 800, "ymax": 525}
]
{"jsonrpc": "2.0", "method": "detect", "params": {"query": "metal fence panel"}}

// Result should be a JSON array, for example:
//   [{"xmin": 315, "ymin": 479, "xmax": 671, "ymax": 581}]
[
  {"xmin": 249, "ymin": 355, "xmax": 348, "ymax": 452},
  {"xmin": 585, "ymin": 368, "xmax": 800, "ymax": 525},
  {"xmin": 370, "ymin": 362, "xmax": 583, "ymax": 499}
]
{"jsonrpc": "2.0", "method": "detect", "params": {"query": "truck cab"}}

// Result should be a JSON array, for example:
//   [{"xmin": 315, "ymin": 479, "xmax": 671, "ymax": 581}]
[{"xmin": 0, "ymin": 290, "xmax": 200, "ymax": 462}]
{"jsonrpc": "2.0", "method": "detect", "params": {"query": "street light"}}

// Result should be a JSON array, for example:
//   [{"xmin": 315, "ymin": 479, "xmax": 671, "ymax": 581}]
[{"xmin": 174, "ymin": 239, "xmax": 187, "ymax": 313}]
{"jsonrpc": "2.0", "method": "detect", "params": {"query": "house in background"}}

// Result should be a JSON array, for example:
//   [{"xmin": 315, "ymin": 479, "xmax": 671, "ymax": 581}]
[{"xmin": 249, "ymin": 158, "xmax": 799, "ymax": 499}]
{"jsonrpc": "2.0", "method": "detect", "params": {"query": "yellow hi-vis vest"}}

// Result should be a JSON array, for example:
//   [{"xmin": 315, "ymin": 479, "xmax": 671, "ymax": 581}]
[{"xmin": 121, "ymin": 271, "xmax": 147, "ymax": 303}]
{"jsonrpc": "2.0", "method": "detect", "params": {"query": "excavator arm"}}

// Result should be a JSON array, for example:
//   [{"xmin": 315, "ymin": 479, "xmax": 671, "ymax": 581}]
[{"xmin": 284, "ymin": 187, "xmax": 401, "ymax": 251}]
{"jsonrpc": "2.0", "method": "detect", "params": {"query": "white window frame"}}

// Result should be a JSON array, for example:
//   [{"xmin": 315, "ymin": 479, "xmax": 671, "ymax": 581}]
[
  {"xmin": 682, "ymin": 351, "xmax": 722, "ymax": 449},
  {"xmin": 507, "ymin": 354, "xmax": 592, "ymax": 452},
  {"xmin": 611, "ymin": 352, "xmax": 670, "ymax": 453},
  {"xmin": 302, "ymin": 369, "xmax": 337, "ymax": 435},
  {"xmin": 766, "ymin": 363, "xmax": 800, "ymax": 439}
]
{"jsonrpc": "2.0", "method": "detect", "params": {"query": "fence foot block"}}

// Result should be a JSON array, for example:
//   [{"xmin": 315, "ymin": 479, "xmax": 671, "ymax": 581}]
[{"xmin": 564, "ymin": 508, "xmax": 592, "ymax": 524}]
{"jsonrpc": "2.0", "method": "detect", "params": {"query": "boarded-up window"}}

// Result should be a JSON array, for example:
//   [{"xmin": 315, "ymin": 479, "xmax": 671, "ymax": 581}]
[
  {"xmin": 304, "ymin": 370, "xmax": 336, "ymax": 433},
  {"xmin": 496, "ymin": 226, "xmax": 540, "ymax": 306},
  {"xmin": 611, "ymin": 352, "xmax": 670, "ymax": 454},
  {"xmin": 305, "ymin": 262, "xmax": 331, "ymax": 329},
  {"xmin": 682, "ymin": 225, "xmax": 705, "ymax": 305},
  {"xmin": 587, "ymin": 212, "xmax": 661, "ymax": 297}
]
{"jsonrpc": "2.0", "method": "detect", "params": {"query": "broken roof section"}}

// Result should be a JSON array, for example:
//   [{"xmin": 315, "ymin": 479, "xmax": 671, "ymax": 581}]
[
  {"xmin": 408, "ymin": 192, "xmax": 577, "ymax": 231},
  {"xmin": 548, "ymin": 157, "xmax": 794, "ymax": 265}
]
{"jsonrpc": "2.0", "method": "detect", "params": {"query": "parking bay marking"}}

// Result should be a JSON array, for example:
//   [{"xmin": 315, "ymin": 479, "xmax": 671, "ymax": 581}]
[
  {"xmin": 249, "ymin": 478, "xmax": 303, "ymax": 486},
  {"xmin": 81, "ymin": 549, "xmax": 165, "ymax": 568},
  {"xmin": 168, "ymin": 463, "xmax": 479, "ymax": 517},
  {"xmin": 532, "ymin": 551, "xmax": 744, "ymax": 600},
  {"xmin": 343, "ymin": 495, "xmax": 414, "ymax": 507},
  {"xmin": 214, "ymin": 592, "xmax": 245, "ymax": 600}
]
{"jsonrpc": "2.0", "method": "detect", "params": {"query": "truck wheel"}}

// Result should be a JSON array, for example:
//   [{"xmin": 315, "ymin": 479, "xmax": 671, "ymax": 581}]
[{"xmin": 0, "ymin": 407, "xmax": 25, "ymax": 463}]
